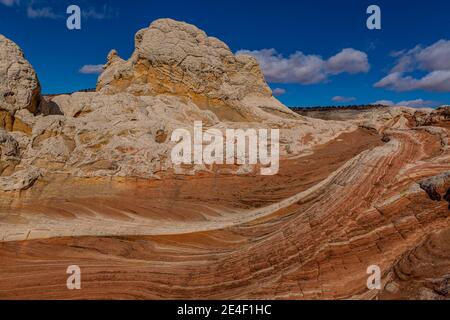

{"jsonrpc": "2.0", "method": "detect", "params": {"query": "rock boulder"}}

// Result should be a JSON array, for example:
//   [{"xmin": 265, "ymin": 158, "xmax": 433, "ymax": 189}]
[{"xmin": 0, "ymin": 35, "xmax": 41, "ymax": 122}]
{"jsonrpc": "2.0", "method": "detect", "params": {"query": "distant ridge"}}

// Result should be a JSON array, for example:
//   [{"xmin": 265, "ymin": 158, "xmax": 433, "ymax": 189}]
[
  {"xmin": 291, "ymin": 104, "xmax": 389, "ymax": 112},
  {"xmin": 43, "ymin": 88, "xmax": 95, "ymax": 98}
]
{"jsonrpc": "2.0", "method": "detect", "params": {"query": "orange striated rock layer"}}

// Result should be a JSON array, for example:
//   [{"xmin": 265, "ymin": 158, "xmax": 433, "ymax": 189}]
[{"xmin": 0, "ymin": 116, "xmax": 449, "ymax": 299}]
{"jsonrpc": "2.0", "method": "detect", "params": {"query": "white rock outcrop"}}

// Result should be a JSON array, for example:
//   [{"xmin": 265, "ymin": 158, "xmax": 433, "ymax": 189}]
[
  {"xmin": 97, "ymin": 18, "xmax": 299, "ymax": 121},
  {"xmin": 0, "ymin": 35, "xmax": 40, "ymax": 118},
  {"xmin": 0, "ymin": 19, "xmax": 359, "ymax": 189}
]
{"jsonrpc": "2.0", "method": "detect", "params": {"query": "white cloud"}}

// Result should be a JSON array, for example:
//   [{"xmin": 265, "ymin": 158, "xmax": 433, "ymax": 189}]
[
  {"xmin": 376, "ymin": 39, "xmax": 450, "ymax": 92},
  {"xmin": 27, "ymin": 5, "xmax": 62, "ymax": 19},
  {"xmin": 0, "ymin": 0, "xmax": 19, "ymax": 6},
  {"xmin": 389, "ymin": 40, "xmax": 450, "ymax": 73},
  {"xmin": 82, "ymin": 7, "xmax": 106, "ymax": 19},
  {"xmin": 372, "ymin": 99, "xmax": 438, "ymax": 108},
  {"xmin": 272, "ymin": 88, "xmax": 286, "ymax": 96},
  {"xmin": 375, "ymin": 70, "xmax": 450, "ymax": 92},
  {"xmin": 82, "ymin": 5, "xmax": 116, "ymax": 20},
  {"xmin": 332, "ymin": 96, "xmax": 356, "ymax": 103},
  {"xmin": 236, "ymin": 48, "xmax": 369, "ymax": 84},
  {"xmin": 24, "ymin": 3, "xmax": 115, "ymax": 20},
  {"xmin": 326, "ymin": 49, "xmax": 370, "ymax": 75},
  {"xmin": 79, "ymin": 64, "xmax": 104, "ymax": 74}
]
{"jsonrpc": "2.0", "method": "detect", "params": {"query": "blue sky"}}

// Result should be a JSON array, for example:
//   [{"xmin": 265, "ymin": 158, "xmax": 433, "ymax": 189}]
[{"xmin": 1, "ymin": 0, "xmax": 449, "ymax": 107}]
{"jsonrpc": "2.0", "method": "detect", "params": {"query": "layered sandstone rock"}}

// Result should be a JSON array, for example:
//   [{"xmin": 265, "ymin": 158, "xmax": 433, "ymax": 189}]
[
  {"xmin": 379, "ymin": 227, "xmax": 450, "ymax": 300},
  {"xmin": 0, "ymin": 19, "xmax": 449, "ymax": 300},
  {"xmin": 0, "ymin": 35, "xmax": 40, "ymax": 124}
]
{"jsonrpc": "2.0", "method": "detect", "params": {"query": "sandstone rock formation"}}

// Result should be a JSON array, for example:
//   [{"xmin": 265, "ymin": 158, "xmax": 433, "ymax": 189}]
[
  {"xmin": 97, "ymin": 18, "xmax": 298, "ymax": 122},
  {"xmin": 0, "ymin": 35, "xmax": 40, "ymax": 129},
  {"xmin": 0, "ymin": 19, "xmax": 449, "ymax": 300},
  {"xmin": 0, "ymin": 19, "xmax": 355, "ymax": 190},
  {"xmin": 380, "ymin": 227, "xmax": 450, "ymax": 300}
]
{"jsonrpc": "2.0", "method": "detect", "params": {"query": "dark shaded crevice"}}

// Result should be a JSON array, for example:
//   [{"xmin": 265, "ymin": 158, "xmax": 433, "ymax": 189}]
[
  {"xmin": 444, "ymin": 187, "xmax": 450, "ymax": 210},
  {"xmin": 419, "ymin": 182, "xmax": 442, "ymax": 201},
  {"xmin": 381, "ymin": 134, "xmax": 391, "ymax": 143},
  {"xmin": 37, "ymin": 97, "xmax": 63, "ymax": 116}
]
